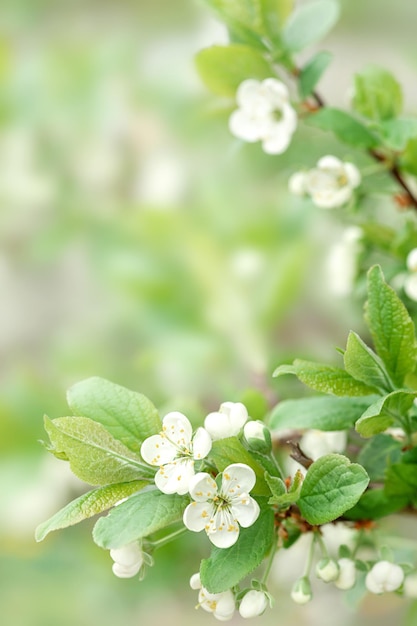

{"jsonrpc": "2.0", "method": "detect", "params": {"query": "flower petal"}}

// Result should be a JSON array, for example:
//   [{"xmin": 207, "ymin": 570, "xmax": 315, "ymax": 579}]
[
  {"xmin": 188, "ymin": 472, "xmax": 218, "ymax": 501},
  {"xmin": 192, "ymin": 427, "xmax": 212, "ymax": 460},
  {"xmin": 236, "ymin": 79, "xmax": 262, "ymax": 108},
  {"xmin": 183, "ymin": 501, "xmax": 214, "ymax": 532},
  {"xmin": 229, "ymin": 110, "xmax": 263, "ymax": 142},
  {"xmin": 155, "ymin": 458, "xmax": 195, "ymax": 495},
  {"xmin": 317, "ymin": 155, "xmax": 343, "ymax": 170},
  {"xmin": 162, "ymin": 411, "xmax": 193, "ymax": 448},
  {"xmin": 262, "ymin": 78, "xmax": 289, "ymax": 105},
  {"xmin": 214, "ymin": 590, "xmax": 236, "ymax": 620},
  {"xmin": 225, "ymin": 402, "xmax": 248, "ymax": 432},
  {"xmin": 208, "ymin": 509, "xmax": 240, "ymax": 548},
  {"xmin": 222, "ymin": 463, "xmax": 256, "ymax": 495},
  {"xmin": 140, "ymin": 434, "xmax": 177, "ymax": 466},
  {"xmin": 230, "ymin": 496, "xmax": 260, "ymax": 528},
  {"xmin": 204, "ymin": 411, "xmax": 233, "ymax": 440},
  {"xmin": 344, "ymin": 162, "xmax": 361, "ymax": 188}
]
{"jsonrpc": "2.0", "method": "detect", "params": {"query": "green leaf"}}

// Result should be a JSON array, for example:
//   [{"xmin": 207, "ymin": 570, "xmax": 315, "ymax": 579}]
[
  {"xmin": 200, "ymin": 501, "xmax": 275, "ymax": 593},
  {"xmin": 93, "ymin": 488, "xmax": 187, "ymax": 549},
  {"xmin": 35, "ymin": 481, "xmax": 146, "ymax": 542},
  {"xmin": 67, "ymin": 377, "xmax": 161, "ymax": 454},
  {"xmin": 209, "ymin": 437, "xmax": 270, "ymax": 496},
  {"xmin": 267, "ymin": 469, "xmax": 303, "ymax": 507},
  {"xmin": 380, "ymin": 118, "xmax": 417, "ymax": 151},
  {"xmin": 282, "ymin": 0, "xmax": 340, "ymax": 52},
  {"xmin": 365, "ymin": 265, "xmax": 417, "ymax": 386},
  {"xmin": 259, "ymin": 0, "xmax": 294, "ymax": 37},
  {"xmin": 385, "ymin": 461, "xmax": 417, "ymax": 501},
  {"xmin": 274, "ymin": 358, "xmax": 378, "ymax": 396},
  {"xmin": 299, "ymin": 51, "xmax": 333, "ymax": 99},
  {"xmin": 203, "ymin": 0, "xmax": 294, "ymax": 37},
  {"xmin": 269, "ymin": 396, "xmax": 375, "ymax": 432},
  {"xmin": 44, "ymin": 416, "xmax": 153, "ymax": 486},
  {"xmin": 352, "ymin": 65, "xmax": 403, "ymax": 122},
  {"xmin": 344, "ymin": 489, "xmax": 407, "ymax": 521},
  {"xmin": 344, "ymin": 331, "xmax": 393, "ymax": 393},
  {"xmin": 298, "ymin": 454, "xmax": 369, "ymax": 525},
  {"xmin": 355, "ymin": 390, "xmax": 417, "ymax": 438},
  {"xmin": 400, "ymin": 137, "xmax": 417, "ymax": 177},
  {"xmin": 307, "ymin": 107, "xmax": 379, "ymax": 148},
  {"xmin": 357, "ymin": 434, "xmax": 403, "ymax": 482},
  {"xmin": 195, "ymin": 44, "xmax": 273, "ymax": 97}
]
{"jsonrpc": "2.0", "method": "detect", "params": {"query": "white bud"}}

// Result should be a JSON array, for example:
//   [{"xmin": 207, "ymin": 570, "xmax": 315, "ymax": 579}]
[
  {"xmin": 112, "ymin": 561, "xmax": 142, "ymax": 578},
  {"xmin": 204, "ymin": 401, "xmax": 248, "ymax": 441},
  {"xmin": 365, "ymin": 561, "xmax": 404, "ymax": 594},
  {"xmin": 334, "ymin": 558, "xmax": 356, "ymax": 590},
  {"xmin": 291, "ymin": 577, "xmax": 312, "ymax": 605},
  {"xmin": 406, "ymin": 248, "xmax": 417, "ymax": 272},
  {"xmin": 404, "ymin": 573, "xmax": 417, "ymax": 598},
  {"xmin": 189, "ymin": 572, "xmax": 202, "ymax": 590},
  {"xmin": 239, "ymin": 590, "xmax": 268, "ymax": 618},
  {"xmin": 316, "ymin": 558, "xmax": 340, "ymax": 582},
  {"xmin": 110, "ymin": 542, "xmax": 143, "ymax": 568},
  {"xmin": 288, "ymin": 172, "xmax": 307, "ymax": 195}
]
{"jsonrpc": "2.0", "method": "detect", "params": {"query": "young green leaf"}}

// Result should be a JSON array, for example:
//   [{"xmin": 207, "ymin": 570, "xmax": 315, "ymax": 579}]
[
  {"xmin": 385, "ymin": 461, "xmax": 417, "ymax": 502},
  {"xmin": 282, "ymin": 0, "xmax": 339, "ymax": 52},
  {"xmin": 195, "ymin": 44, "xmax": 273, "ymax": 97},
  {"xmin": 365, "ymin": 265, "xmax": 417, "ymax": 386},
  {"xmin": 400, "ymin": 137, "xmax": 417, "ymax": 177},
  {"xmin": 380, "ymin": 118, "xmax": 417, "ymax": 151},
  {"xmin": 307, "ymin": 107, "xmax": 379, "ymax": 148},
  {"xmin": 267, "ymin": 468, "xmax": 303, "ymax": 507},
  {"xmin": 209, "ymin": 437, "xmax": 270, "ymax": 496},
  {"xmin": 298, "ymin": 454, "xmax": 369, "ymax": 525},
  {"xmin": 92, "ymin": 488, "xmax": 187, "ymax": 549},
  {"xmin": 274, "ymin": 358, "xmax": 378, "ymax": 396},
  {"xmin": 35, "ymin": 480, "xmax": 147, "ymax": 542},
  {"xmin": 299, "ymin": 51, "xmax": 332, "ymax": 99},
  {"xmin": 344, "ymin": 331, "xmax": 394, "ymax": 393},
  {"xmin": 269, "ymin": 396, "xmax": 375, "ymax": 432},
  {"xmin": 357, "ymin": 434, "xmax": 403, "ymax": 482},
  {"xmin": 67, "ymin": 377, "xmax": 161, "ymax": 454},
  {"xmin": 352, "ymin": 65, "xmax": 403, "ymax": 121},
  {"xmin": 355, "ymin": 390, "xmax": 417, "ymax": 438},
  {"xmin": 44, "ymin": 416, "xmax": 153, "ymax": 486},
  {"xmin": 200, "ymin": 501, "xmax": 275, "ymax": 593}
]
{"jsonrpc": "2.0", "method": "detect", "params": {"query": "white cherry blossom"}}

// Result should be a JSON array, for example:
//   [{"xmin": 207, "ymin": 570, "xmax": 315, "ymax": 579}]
[
  {"xmin": 289, "ymin": 155, "xmax": 361, "ymax": 208},
  {"xmin": 365, "ymin": 561, "xmax": 404, "ymax": 594},
  {"xmin": 140, "ymin": 412, "xmax": 212, "ymax": 495},
  {"xmin": 316, "ymin": 558, "xmax": 340, "ymax": 582},
  {"xmin": 229, "ymin": 78, "xmax": 297, "ymax": 154},
  {"xmin": 110, "ymin": 541, "xmax": 144, "ymax": 578},
  {"xmin": 334, "ymin": 558, "xmax": 356, "ymax": 590},
  {"xmin": 190, "ymin": 572, "xmax": 235, "ymax": 621},
  {"xmin": 183, "ymin": 463, "xmax": 260, "ymax": 548},
  {"xmin": 204, "ymin": 401, "xmax": 248, "ymax": 441},
  {"xmin": 291, "ymin": 577, "xmax": 312, "ymax": 604},
  {"xmin": 239, "ymin": 589, "xmax": 269, "ymax": 618}
]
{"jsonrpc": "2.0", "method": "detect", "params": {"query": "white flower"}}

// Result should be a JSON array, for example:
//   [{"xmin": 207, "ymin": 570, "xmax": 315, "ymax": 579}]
[
  {"xmin": 365, "ymin": 561, "xmax": 404, "ymax": 594},
  {"xmin": 404, "ymin": 248, "xmax": 417, "ymax": 300},
  {"xmin": 110, "ymin": 542, "xmax": 144, "ymax": 578},
  {"xmin": 299, "ymin": 430, "xmax": 347, "ymax": 461},
  {"xmin": 291, "ymin": 577, "xmax": 312, "ymax": 604},
  {"xmin": 204, "ymin": 402, "xmax": 249, "ymax": 441},
  {"xmin": 325, "ymin": 227, "xmax": 363, "ymax": 297},
  {"xmin": 229, "ymin": 78, "xmax": 297, "ymax": 154},
  {"xmin": 190, "ymin": 572, "xmax": 235, "ymax": 621},
  {"xmin": 316, "ymin": 558, "xmax": 340, "ymax": 582},
  {"xmin": 334, "ymin": 558, "xmax": 356, "ymax": 590},
  {"xmin": 140, "ymin": 412, "xmax": 212, "ymax": 495},
  {"xmin": 239, "ymin": 589, "xmax": 269, "ymax": 618},
  {"xmin": 289, "ymin": 156, "xmax": 361, "ymax": 208},
  {"xmin": 183, "ymin": 463, "xmax": 260, "ymax": 548}
]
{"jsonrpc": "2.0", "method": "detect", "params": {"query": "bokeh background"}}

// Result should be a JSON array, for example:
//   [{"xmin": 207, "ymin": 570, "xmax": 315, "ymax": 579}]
[{"xmin": 1, "ymin": 0, "xmax": 417, "ymax": 624}]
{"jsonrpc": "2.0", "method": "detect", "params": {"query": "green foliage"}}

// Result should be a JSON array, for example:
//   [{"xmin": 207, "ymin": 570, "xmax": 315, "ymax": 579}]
[
  {"xmin": 199, "ymin": 501, "xmax": 275, "ymax": 592},
  {"xmin": 344, "ymin": 331, "xmax": 394, "ymax": 393},
  {"xmin": 195, "ymin": 44, "xmax": 273, "ymax": 97},
  {"xmin": 380, "ymin": 118, "xmax": 417, "ymax": 151},
  {"xmin": 299, "ymin": 50, "xmax": 333, "ymax": 99},
  {"xmin": 385, "ymin": 461, "xmax": 417, "ymax": 505},
  {"xmin": 357, "ymin": 434, "xmax": 403, "ymax": 482},
  {"xmin": 345, "ymin": 488, "xmax": 409, "ymax": 521},
  {"xmin": 35, "ymin": 481, "xmax": 147, "ymax": 541},
  {"xmin": 282, "ymin": 0, "xmax": 340, "ymax": 52},
  {"xmin": 210, "ymin": 437, "xmax": 270, "ymax": 495},
  {"xmin": 67, "ymin": 377, "xmax": 161, "ymax": 454},
  {"xmin": 298, "ymin": 454, "xmax": 369, "ymax": 525},
  {"xmin": 93, "ymin": 488, "xmax": 188, "ymax": 549},
  {"xmin": 202, "ymin": 0, "xmax": 293, "ymax": 39},
  {"xmin": 266, "ymin": 468, "xmax": 303, "ymax": 507},
  {"xmin": 352, "ymin": 65, "xmax": 403, "ymax": 122},
  {"xmin": 355, "ymin": 390, "xmax": 417, "ymax": 437},
  {"xmin": 307, "ymin": 107, "xmax": 379, "ymax": 147}
]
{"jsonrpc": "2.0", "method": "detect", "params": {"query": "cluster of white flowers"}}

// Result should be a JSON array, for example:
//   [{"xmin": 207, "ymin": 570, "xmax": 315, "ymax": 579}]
[
  {"xmin": 289, "ymin": 156, "xmax": 361, "ymax": 209},
  {"xmin": 229, "ymin": 78, "xmax": 297, "ymax": 155}
]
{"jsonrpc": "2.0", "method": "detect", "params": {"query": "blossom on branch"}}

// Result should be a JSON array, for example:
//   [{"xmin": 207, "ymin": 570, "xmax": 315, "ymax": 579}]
[
  {"xmin": 190, "ymin": 572, "xmax": 235, "ymax": 621},
  {"xmin": 289, "ymin": 156, "xmax": 361, "ymax": 208},
  {"xmin": 239, "ymin": 589, "xmax": 269, "ymax": 618},
  {"xmin": 183, "ymin": 463, "xmax": 260, "ymax": 548},
  {"xmin": 204, "ymin": 401, "xmax": 248, "ymax": 441},
  {"xmin": 229, "ymin": 78, "xmax": 297, "ymax": 154},
  {"xmin": 110, "ymin": 541, "xmax": 145, "ymax": 578},
  {"xmin": 140, "ymin": 412, "xmax": 212, "ymax": 495},
  {"xmin": 365, "ymin": 561, "xmax": 404, "ymax": 594}
]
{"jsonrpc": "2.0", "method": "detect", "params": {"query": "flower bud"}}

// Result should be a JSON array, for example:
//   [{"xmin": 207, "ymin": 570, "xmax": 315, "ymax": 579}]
[
  {"xmin": 243, "ymin": 421, "xmax": 272, "ymax": 453},
  {"xmin": 365, "ymin": 561, "xmax": 404, "ymax": 594},
  {"xmin": 316, "ymin": 558, "xmax": 340, "ymax": 583},
  {"xmin": 239, "ymin": 590, "xmax": 268, "ymax": 618},
  {"xmin": 404, "ymin": 573, "xmax": 417, "ymax": 598},
  {"xmin": 204, "ymin": 402, "xmax": 248, "ymax": 441},
  {"xmin": 291, "ymin": 577, "xmax": 312, "ymax": 605},
  {"xmin": 110, "ymin": 541, "xmax": 144, "ymax": 578},
  {"xmin": 334, "ymin": 558, "xmax": 356, "ymax": 590}
]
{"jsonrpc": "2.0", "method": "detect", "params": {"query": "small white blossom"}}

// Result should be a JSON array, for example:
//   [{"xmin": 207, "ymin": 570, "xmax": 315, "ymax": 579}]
[
  {"xmin": 204, "ymin": 402, "xmax": 249, "ymax": 441},
  {"xmin": 404, "ymin": 248, "xmax": 417, "ymax": 301},
  {"xmin": 316, "ymin": 558, "xmax": 340, "ymax": 583},
  {"xmin": 289, "ymin": 155, "xmax": 361, "ymax": 208},
  {"xmin": 229, "ymin": 78, "xmax": 297, "ymax": 154},
  {"xmin": 183, "ymin": 463, "xmax": 260, "ymax": 548},
  {"xmin": 299, "ymin": 430, "xmax": 347, "ymax": 461},
  {"xmin": 243, "ymin": 420, "xmax": 267, "ymax": 441},
  {"xmin": 190, "ymin": 572, "xmax": 235, "ymax": 621},
  {"xmin": 140, "ymin": 412, "xmax": 212, "ymax": 495},
  {"xmin": 110, "ymin": 542, "xmax": 144, "ymax": 578},
  {"xmin": 365, "ymin": 561, "xmax": 404, "ymax": 594},
  {"xmin": 334, "ymin": 558, "xmax": 356, "ymax": 590},
  {"xmin": 239, "ymin": 589, "xmax": 269, "ymax": 618},
  {"xmin": 291, "ymin": 577, "xmax": 312, "ymax": 604}
]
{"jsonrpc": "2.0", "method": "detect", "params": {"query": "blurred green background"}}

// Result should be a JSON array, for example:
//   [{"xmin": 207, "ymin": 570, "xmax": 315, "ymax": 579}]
[{"xmin": 1, "ymin": 0, "xmax": 417, "ymax": 624}]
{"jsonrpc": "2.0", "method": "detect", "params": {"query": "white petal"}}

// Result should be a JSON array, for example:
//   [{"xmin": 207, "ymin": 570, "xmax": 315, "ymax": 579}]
[
  {"xmin": 188, "ymin": 472, "xmax": 218, "ymax": 501},
  {"xmin": 192, "ymin": 427, "xmax": 212, "ymax": 460},
  {"xmin": 230, "ymin": 496, "xmax": 260, "ymax": 528},
  {"xmin": 404, "ymin": 274, "xmax": 417, "ymax": 301},
  {"xmin": 311, "ymin": 187, "xmax": 351, "ymax": 209},
  {"xmin": 236, "ymin": 79, "xmax": 262, "ymax": 108},
  {"xmin": 334, "ymin": 558, "xmax": 356, "ymax": 590},
  {"xmin": 110, "ymin": 542, "xmax": 142, "ymax": 567},
  {"xmin": 140, "ymin": 434, "xmax": 177, "ymax": 466},
  {"xmin": 222, "ymin": 463, "xmax": 256, "ymax": 495},
  {"xmin": 227, "ymin": 402, "xmax": 249, "ymax": 431},
  {"xmin": 261, "ymin": 78, "xmax": 289, "ymax": 105},
  {"xmin": 190, "ymin": 572, "xmax": 202, "ymax": 590},
  {"xmin": 208, "ymin": 509, "xmax": 240, "ymax": 548},
  {"xmin": 183, "ymin": 501, "xmax": 214, "ymax": 532},
  {"xmin": 317, "ymin": 155, "xmax": 343, "ymax": 170},
  {"xmin": 155, "ymin": 459, "xmax": 195, "ymax": 495},
  {"xmin": 239, "ymin": 590, "xmax": 268, "ymax": 618},
  {"xmin": 288, "ymin": 172, "xmax": 307, "ymax": 195},
  {"xmin": 204, "ymin": 412, "xmax": 234, "ymax": 440},
  {"xmin": 162, "ymin": 412, "xmax": 193, "ymax": 448},
  {"xmin": 261, "ymin": 126, "xmax": 292, "ymax": 155},
  {"xmin": 112, "ymin": 561, "xmax": 141, "ymax": 578},
  {"xmin": 406, "ymin": 248, "xmax": 417, "ymax": 272},
  {"xmin": 344, "ymin": 162, "xmax": 361, "ymax": 188},
  {"xmin": 214, "ymin": 590, "xmax": 236, "ymax": 620},
  {"xmin": 229, "ymin": 110, "xmax": 263, "ymax": 142}
]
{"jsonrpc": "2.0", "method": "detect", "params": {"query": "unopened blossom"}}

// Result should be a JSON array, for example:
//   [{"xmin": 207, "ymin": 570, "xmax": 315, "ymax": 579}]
[
  {"xmin": 291, "ymin": 576, "xmax": 312, "ymax": 604},
  {"xmin": 365, "ymin": 561, "xmax": 404, "ymax": 594},
  {"xmin": 289, "ymin": 155, "xmax": 361, "ymax": 208},
  {"xmin": 325, "ymin": 226, "xmax": 363, "ymax": 297},
  {"xmin": 243, "ymin": 421, "xmax": 272, "ymax": 453},
  {"xmin": 299, "ymin": 430, "xmax": 347, "ymax": 461},
  {"xmin": 183, "ymin": 463, "xmax": 260, "ymax": 548},
  {"xmin": 334, "ymin": 558, "xmax": 356, "ymax": 590},
  {"xmin": 239, "ymin": 589, "xmax": 269, "ymax": 618},
  {"xmin": 404, "ymin": 248, "xmax": 417, "ymax": 301},
  {"xmin": 229, "ymin": 78, "xmax": 297, "ymax": 154},
  {"xmin": 316, "ymin": 558, "xmax": 340, "ymax": 583},
  {"xmin": 110, "ymin": 541, "xmax": 144, "ymax": 578},
  {"xmin": 190, "ymin": 572, "xmax": 235, "ymax": 621},
  {"xmin": 204, "ymin": 402, "xmax": 249, "ymax": 441},
  {"xmin": 140, "ymin": 412, "xmax": 212, "ymax": 495}
]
